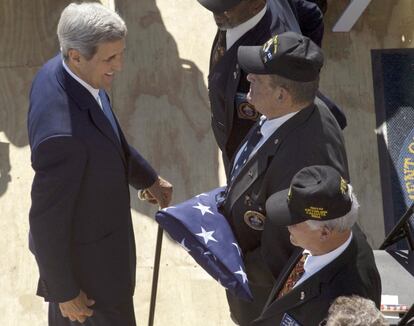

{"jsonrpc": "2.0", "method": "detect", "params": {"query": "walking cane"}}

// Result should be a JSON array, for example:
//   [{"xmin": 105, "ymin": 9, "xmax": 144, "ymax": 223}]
[
  {"xmin": 139, "ymin": 189, "xmax": 164, "ymax": 326},
  {"xmin": 148, "ymin": 225, "xmax": 163, "ymax": 326}
]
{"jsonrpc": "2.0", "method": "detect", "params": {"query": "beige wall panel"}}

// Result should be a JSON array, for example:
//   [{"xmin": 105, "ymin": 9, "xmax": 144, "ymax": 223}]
[
  {"xmin": 0, "ymin": 0, "xmax": 67, "ymax": 67},
  {"xmin": 0, "ymin": 67, "xmax": 37, "ymax": 147},
  {"xmin": 0, "ymin": 132, "xmax": 45, "ymax": 326}
]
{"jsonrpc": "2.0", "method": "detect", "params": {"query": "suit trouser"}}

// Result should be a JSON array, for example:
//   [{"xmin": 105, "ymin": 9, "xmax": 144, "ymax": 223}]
[{"xmin": 48, "ymin": 298, "xmax": 136, "ymax": 326}]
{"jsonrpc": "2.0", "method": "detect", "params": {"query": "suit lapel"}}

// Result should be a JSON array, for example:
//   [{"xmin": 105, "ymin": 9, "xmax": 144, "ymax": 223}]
[
  {"xmin": 88, "ymin": 103, "xmax": 127, "ymax": 166},
  {"xmin": 55, "ymin": 57, "xmax": 127, "ymax": 167},
  {"xmin": 226, "ymin": 130, "xmax": 280, "ymax": 210},
  {"xmin": 261, "ymin": 276, "xmax": 321, "ymax": 321},
  {"xmin": 226, "ymin": 105, "xmax": 316, "ymax": 211}
]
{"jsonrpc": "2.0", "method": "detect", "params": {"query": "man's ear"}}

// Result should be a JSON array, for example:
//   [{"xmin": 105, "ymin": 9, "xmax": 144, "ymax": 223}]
[
  {"xmin": 277, "ymin": 87, "xmax": 289, "ymax": 102},
  {"xmin": 67, "ymin": 49, "xmax": 82, "ymax": 66},
  {"xmin": 319, "ymin": 225, "xmax": 332, "ymax": 241}
]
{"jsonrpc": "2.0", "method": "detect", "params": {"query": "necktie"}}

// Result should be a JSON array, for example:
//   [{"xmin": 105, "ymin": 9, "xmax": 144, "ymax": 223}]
[
  {"xmin": 212, "ymin": 30, "xmax": 227, "ymax": 67},
  {"xmin": 230, "ymin": 119, "xmax": 264, "ymax": 182},
  {"xmin": 277, "ymin": 253, "xmax": 309, "ymax": 299},
  {"xmin": 98, "ymin": 90, "xmax": 120, "ymax": 142}
]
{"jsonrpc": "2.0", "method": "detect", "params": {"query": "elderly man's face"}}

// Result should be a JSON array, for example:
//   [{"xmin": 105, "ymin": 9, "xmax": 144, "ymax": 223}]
[
  {"xmin": 213, "ymin": 0, "xmax": 260, "ymax": 30},
  {"xmin": 246, "ymin": 73, "xmax": 278, "ymax": 115},
  {"xmin": 74, "ymin": 38, "xmax": 125, "ymax": 91},
  {"xmin": 287, "ymin": 221, "xmax": 323, "ymax": 252}
]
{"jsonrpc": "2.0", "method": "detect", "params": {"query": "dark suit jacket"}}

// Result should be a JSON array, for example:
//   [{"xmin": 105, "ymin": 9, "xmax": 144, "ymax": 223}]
[
  {"xmin": 27, "ymin": 55, "xmax": 158, "ymax": 306},
  {"xmin": 208, "ymin": 0, "xmax": 345, "ymax": 174},
  {"xmin": 252, "ymin": 233, "xmax": 382, "ymax": 326},
  {"xmin": 222, "ymin": 99, "xmax": 349, "ymax": 325}
]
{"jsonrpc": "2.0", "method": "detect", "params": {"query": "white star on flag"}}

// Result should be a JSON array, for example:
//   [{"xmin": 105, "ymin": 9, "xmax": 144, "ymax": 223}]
[
  {"xmin": 234, "ymin": 266, "xmax": 248, "ymax": 284},
  {"xmin": 196, "ymin": 193, "xmax": 208, "ymax": 198},
  {"xmin": 179, "ymin": 239, "xmax": 190, "ymax": 252},
  {"xmin": 192, "ymin": 202, "xmax": 214, "ymax": 216},
  {"xmin": 232, "ymin": 242, "xmax": 241, "ymax": 256},
  {"xmin": 196, "ymin": 227, "xmax": 218, "ymax": 245},
  {"xmin": 162, "ymin": 206, "xmax": 176, "ymax": 212}
]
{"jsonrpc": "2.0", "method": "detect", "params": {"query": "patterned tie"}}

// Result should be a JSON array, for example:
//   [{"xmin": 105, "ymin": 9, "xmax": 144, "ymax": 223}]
[
  {"xmin": 212, "ymin": 30, "xmax": 226, "ymax": 67},
  {"xmin": 230, "ymin": 119, "xmax": 264, "ymax": 182},
  {"xmin": 99, "ymin": 90, "xmax": 120, "ymax": 142},
  {"xmin": 277, "ymin": 253, "xmax": 309, "ymax": 299}
]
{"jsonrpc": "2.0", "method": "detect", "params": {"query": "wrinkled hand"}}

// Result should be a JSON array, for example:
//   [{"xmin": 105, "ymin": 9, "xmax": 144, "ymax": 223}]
[
  {"xmin": 59, "ymin": 290, "xmax": 95, "ymax": 323},
  {"xmin": 140, "ymin": 176, "xmax": 173, "ymax": 209}
]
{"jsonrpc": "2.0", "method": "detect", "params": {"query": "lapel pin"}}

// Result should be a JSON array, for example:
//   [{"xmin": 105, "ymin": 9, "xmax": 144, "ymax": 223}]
[
  {"xmin": 274, "ymin": 138, "xmax": 279, "ymax": 145},
  {"xmin": 300, "ymin": 291, "xmax": 305, "ymax": 300}
]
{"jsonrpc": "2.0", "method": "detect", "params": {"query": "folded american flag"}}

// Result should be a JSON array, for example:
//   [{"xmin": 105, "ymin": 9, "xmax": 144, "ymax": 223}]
[{"xmin": 155, "ymin": 187, "xmax": 253, "ymax": 302}]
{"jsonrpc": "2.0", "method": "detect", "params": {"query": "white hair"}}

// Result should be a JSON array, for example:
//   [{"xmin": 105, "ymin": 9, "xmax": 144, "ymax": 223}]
[
  {"xmin": 57, "ymin": 2, "xmax": 127, "ymax": 60},
  {"xmin": 306, "ymin": 184, "xmax": 359, "ymax": 232}
]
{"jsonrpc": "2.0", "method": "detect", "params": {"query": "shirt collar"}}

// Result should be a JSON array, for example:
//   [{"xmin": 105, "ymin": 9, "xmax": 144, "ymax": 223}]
[
  {"xmin": 226, "ymin": 4, "xmax": 267, "ymax": 50},
  {"xmin": 303, "ymin": 232, "xmax": 353, "ymax": 275},
  {"xmin": 260, "ymin": 111, "xmax": 297, "ymax": 138},
  {"xmin": 62, "ymin": 58, "xmax": 100, "ymax": 101}
]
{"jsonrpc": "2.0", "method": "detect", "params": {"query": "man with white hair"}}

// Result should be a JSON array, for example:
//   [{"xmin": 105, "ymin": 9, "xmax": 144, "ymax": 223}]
[
  {"xmin": 252, "ymin": 165, "xmax": 381, "ymax": 326},
  {"xmin": 27, "ymin": 3, "xmax": 172, "ymax": 325}
]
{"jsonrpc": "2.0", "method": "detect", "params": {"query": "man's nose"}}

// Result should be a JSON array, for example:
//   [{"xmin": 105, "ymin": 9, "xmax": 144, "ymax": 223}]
[{"xmin": 112, "ymin": 54, "xmax": 123, "ymax": 72}]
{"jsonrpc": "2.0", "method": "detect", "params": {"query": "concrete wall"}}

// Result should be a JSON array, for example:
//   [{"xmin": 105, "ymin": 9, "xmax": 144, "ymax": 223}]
[{"xmin": 1, "ymin": 0, "xmax": 413, "ymax": 325}]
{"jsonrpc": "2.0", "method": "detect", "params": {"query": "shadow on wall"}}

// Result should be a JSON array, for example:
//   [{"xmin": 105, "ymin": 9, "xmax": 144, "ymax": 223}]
[
  {"xmin": 113, "ymin": 0, "xmax": 218, "ymax": 216},
  {"xmin": 0, "ymin": 142, "xmax": 11, "ymax": 196}
]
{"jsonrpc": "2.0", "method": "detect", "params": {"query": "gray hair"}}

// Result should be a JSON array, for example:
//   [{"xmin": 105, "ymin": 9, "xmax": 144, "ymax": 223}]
[
  {"xmin": 306, "ymin": 185, "xmax": 359, "ymax": 232},
  {"xmin": 57, "ymin": 2, "xmax": 127, "ymax": 61},
  {"xmin": 324, "ymin": 295, "xmax": 387, "ymax": 326},
  {"xmin": 269, "ymin": 74, "xmax": 319, "ymax": 105}
]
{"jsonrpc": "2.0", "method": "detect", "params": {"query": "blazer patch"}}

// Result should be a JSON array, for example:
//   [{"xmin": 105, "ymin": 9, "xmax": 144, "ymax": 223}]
[{"xmin": 281, "ymin": 313, "xmax": 302, "ymax": 326}]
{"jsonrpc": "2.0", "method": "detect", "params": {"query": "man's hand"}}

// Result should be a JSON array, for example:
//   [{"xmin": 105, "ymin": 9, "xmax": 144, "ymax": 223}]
[
  {"xmin": 140, "ymin": 176, "xmax": 173, "ymax": 209},
  {"xmin": 59, "ymin": 290, "xmax": 95, "ymax": 323}
]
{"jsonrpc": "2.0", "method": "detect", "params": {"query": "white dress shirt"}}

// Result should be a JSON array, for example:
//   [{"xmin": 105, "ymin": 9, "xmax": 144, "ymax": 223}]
[
  {"xmin": 232, "ymin": 112, "xmax": 297, "ymax": 169},
  {"xmin": 295, "ymin": 232, "xmax": 353, "ymax": 288},
  {"xmin": 62, "ymin": 58, "xmax": 102, "ymax": 109},
  {"xmin": 226, "ymin": 5, "xmax": 267, "ymax": 50}
]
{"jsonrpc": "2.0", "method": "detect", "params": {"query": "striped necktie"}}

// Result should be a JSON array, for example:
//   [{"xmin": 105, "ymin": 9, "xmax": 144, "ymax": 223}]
[
  {"xmin": 230, "ymin": 119, "xmax": 264, "ymax": 182},
  {"xmin": 99, "ymin": 90, "xmax": 120, "ymax": 142}
]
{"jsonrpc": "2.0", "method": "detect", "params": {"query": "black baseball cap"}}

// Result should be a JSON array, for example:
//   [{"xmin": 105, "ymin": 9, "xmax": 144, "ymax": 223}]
[
  {"xmin": 237, "ymin": 31, "xmax": 324, "ymax": 82},
  {"xmin": 197, "ymin": 0, "xmax": 241, "ymax": 12},
  {"xmin": 265, "ymin": 166, "xmax": 352, "ymax": 226}
]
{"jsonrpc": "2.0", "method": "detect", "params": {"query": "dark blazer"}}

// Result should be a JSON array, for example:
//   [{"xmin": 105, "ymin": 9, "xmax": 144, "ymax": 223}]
[
  {"xmin": 222, "ymin": 99, "xmax": 349, "ymax": 325},
  {"xmin": 28, "ymin": 55, "xmax": 158, "ymax": 307},
  {"xmin": 252, "ymin": 233, "xmax": 382, "ymax": 326},
  {"xmin": 208, "ymin": 0, "xmax": 345, "ymax": 174}
]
